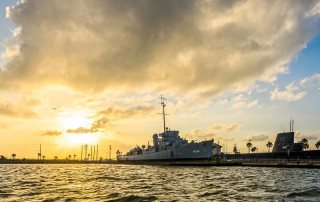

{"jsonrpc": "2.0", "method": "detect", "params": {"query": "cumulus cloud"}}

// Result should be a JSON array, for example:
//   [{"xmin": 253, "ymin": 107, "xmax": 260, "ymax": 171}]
[
  {"xmin": 220, "ymin": 94, "xmax": 260, "ymax": 109},
  {"xmin": 183, "ymin": 123, "xmax": 239, "ymax": 141},
  {"xmin": 183, "ymin": 128, "xmax": 217, "ymax": 140},
  {"xmin": 246, "ymin": 134, "xmax": 269, "ymax": 141},
  {"xmin": 295, "ymin": 132, "xmax": 319, "ymax": 141},
  {"xmin": 1, "ymin": 0, "xmax": 319, "ymax": 96},
  {"xmin": 210, "ymin": 123, "xmax": 241, "ymax": 132},
  {"xmin": 300, "ymin": 73, "xmax": 320, "ymax": 89},
  {"xmin": 96, "ymin": 105, "xmax": 156, "ymax": 120},
  {"xmin": 41, "ymin": 130, "xmax": 62, "ymax": 136},
  {"xmin": 66, "ymin": 127, "xmax": 97, "ymax": 134},
  {"xmin": 66, "ymin": 117, "xmax": 108, "ymax": 134},
  {"xmin": 41, "ymin": 117, "xmax": 108, "ymax": 136},
  {"xmin": 270, "ymin": 83, "xmax": 307, "ymax": 101},
  {"xmin": 0, "ymin": 44, "xmax": 20, "ymax": 61}
]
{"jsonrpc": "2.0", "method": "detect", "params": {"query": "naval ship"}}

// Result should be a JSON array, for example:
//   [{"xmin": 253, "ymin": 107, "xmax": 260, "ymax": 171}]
[{"xmin": 117, "ymin": 96, "xmax": 214, "ymax": 161}]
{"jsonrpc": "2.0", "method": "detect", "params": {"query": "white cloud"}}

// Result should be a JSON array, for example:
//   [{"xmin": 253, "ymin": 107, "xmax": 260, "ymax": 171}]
[
  {"xmin": 210, "ymin": 123, "xmax": 242, "ymax": 132},
  {"xmin": 217, "ymin": 92, "xmax": 261, "ymax": 109},
  {"xmin": 5, "ymin": 6, "xmax": 11, "ymax": 18},
  {"xmin": 270, "ymin": 83, "xmax": 306, "ymax": 101},
  {"xmin": 300, "ymin": 73, "xmax": 320, "ymax": 88},
  {"xmin": 12, "ymin": 27, "xmax": 21, "ymax": 37},
  {"xmin": 0, "ymin": 0, "xmax": 319, "ymax": 97},
  {"xmin": 230, "ymin": 94, "xmax": 260, "ymax": 109},
  {"xmin": 307, "ymin": 1, "xmax": 320, "ymax": 16},
  {"xmin": 1, "ymin": 44, "xmax": 20, "ymax": 60},
  {"xmin": 183, "ymin": 123, "xmax": 240, "ymax": 141}
]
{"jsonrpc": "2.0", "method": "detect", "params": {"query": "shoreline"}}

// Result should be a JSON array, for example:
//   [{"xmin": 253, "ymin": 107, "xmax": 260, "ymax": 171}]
[{"xmin": 1, "ymin": 159, "xmax": 320, "ymax": 169}]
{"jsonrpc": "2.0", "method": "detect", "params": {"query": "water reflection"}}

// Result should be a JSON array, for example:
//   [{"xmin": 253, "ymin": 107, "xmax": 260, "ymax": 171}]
[{"xmin": 0, "ymin": 164, "xmax": 319, "ymax": 201}]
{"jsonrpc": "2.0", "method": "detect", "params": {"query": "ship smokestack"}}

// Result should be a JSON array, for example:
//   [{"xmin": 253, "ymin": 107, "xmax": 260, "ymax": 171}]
[{"xmin": 153, "ymin": 134, "xmax": 159, "ymax": 148}]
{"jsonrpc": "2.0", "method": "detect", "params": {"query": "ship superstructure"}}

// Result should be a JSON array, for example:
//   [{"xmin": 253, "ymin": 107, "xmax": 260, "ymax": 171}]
[{"xmin": 117, "ymin": 96, "xmax": 215, "ymax": 161}]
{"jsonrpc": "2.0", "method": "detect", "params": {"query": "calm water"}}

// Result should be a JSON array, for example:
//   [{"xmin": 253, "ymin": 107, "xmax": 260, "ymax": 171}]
[{"xmin": 0, "ymin": 164, "xmax": 319, "ymax": 201}]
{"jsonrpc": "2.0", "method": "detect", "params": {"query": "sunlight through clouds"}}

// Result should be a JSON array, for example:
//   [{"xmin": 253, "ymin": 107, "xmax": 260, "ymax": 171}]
[{"xmin": 0, "ymin": 0, "xmax": 320, "ymax": 156}]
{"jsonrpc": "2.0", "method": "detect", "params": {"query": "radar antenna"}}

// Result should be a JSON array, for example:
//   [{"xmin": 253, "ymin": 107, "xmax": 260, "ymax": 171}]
[{"xmin": 160, "ymin": 95, "xmax": 167, "ymax": 133}]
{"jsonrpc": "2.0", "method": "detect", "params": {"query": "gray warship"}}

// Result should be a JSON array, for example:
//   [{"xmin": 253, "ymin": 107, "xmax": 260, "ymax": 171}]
[{"xmin": 117, "ymin": 96, "xmax": 214, "ymax": 161}]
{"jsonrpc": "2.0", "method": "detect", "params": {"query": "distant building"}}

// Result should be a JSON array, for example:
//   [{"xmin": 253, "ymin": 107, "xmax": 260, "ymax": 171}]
[{"xmin": 212, "ymin": 142, "xmax": 222, "ymax": 155}]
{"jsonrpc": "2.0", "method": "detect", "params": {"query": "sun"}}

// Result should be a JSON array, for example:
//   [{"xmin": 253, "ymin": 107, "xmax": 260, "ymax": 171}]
[
  {"xmin": 64, "ymin": 133, "xmax": 100, "ymax": 146},
  {"xmin": 55, "ymin": 133, "xmax": 100, "ymax": 147},
  {"xmin": 58, "ymin": 111, "xmax": 92, "ymax": 129},
  {"xmin": 56, "ymin": 110, "xmax": 100, "ymax": 146}
]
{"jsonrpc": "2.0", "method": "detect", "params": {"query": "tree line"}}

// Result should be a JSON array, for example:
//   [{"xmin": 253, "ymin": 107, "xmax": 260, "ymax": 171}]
[{"xmin": 232, "ymin": 139, "xmax": 320, "ymax": 154}]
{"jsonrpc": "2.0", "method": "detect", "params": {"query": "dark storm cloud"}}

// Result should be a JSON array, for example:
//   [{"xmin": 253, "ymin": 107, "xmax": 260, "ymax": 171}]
[{"xmin": 1, "ymin": 0, "xmax": 320, "ymax": 96}]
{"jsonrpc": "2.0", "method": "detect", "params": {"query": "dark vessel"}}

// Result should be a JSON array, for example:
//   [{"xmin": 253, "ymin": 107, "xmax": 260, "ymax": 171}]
[{"xmin": 117, "ymin": 96, "xmax": 214, "ymax": 161}]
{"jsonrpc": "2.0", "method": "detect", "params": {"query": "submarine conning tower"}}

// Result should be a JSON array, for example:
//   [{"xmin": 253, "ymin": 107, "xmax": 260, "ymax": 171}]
[{"xmin": 272, "ymin": 119, "xmax": 296, "ymax": 152}]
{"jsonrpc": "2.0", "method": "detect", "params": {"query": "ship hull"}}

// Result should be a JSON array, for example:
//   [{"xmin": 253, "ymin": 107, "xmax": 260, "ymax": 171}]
[{"xmin": 118, "ymin": 140, "xmax": 213, "ymax": 161}]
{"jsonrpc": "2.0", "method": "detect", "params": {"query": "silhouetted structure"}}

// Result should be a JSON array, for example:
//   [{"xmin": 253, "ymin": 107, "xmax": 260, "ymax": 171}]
[
  {"xmin": 292, "ymin": 142, "xmax": 303, "ymax": 151},
  {"xmin": 272, "ymin": 132, "xmax": 294, "ymax": 152},
  {"xmin": 272, "ymin": 120, "xmax": 302, "ymax": 152},
  {"xmin": 96, "ymin": 145, "xmax": 99, "ymax": 160},
  {"xmin": 84, "ymin": 144, "xmax": 88, "ymax": 161},
  {"xmin": 81, "ymin": 145, "xmax": 83, "ymax": 160},
  {"xmin": 93, "ymin": 145, "xmax": 96, "ymax": 161}
]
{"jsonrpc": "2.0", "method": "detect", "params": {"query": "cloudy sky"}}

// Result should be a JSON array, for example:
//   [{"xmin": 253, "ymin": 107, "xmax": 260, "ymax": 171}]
[{"xmin": 0, "ymin": 0, "xmax": 320, "ymax": 159}]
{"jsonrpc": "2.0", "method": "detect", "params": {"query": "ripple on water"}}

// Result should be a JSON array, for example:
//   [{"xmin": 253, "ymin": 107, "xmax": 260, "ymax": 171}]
[
  {"xmin": 94, "ymin": 176, "xmax": 128, "ymax": 181},
  {"xmin": 287, "ymin": 187, "xmax": 320, "ymax": 198},
  {"xmin": 0, "ymin": 164, "xmax": 319, "ymax": 201}
]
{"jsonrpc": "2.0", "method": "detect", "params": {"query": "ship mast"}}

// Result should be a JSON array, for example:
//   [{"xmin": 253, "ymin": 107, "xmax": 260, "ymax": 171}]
[{"xmin": 160, "ymin": 95, "xmax": 167, "ymax": 133}]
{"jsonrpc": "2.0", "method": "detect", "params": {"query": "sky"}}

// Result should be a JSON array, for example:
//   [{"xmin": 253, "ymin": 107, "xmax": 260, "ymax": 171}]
[{"xmin": 0, "ymin": 0, "xmax": 320, "ymax": 159}]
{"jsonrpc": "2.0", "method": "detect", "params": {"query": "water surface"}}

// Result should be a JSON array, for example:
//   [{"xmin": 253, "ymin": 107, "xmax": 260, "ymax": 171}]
[{"xmin": 0, "ymin": 164, "xmax": 319, "ymax": 201}]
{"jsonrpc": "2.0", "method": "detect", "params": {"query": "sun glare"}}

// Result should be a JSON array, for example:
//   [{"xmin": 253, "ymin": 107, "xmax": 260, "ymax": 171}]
[
  {"xmin": 56, "ymin": 111, "xmax": 99, "ymax": 145},
  {"xmin": 63, "ymin": 133, "xmax": 100, "ymax": 146},
  {"xmin": 59, "ymin": 111, "xmax": 92, "ymax": 129}
]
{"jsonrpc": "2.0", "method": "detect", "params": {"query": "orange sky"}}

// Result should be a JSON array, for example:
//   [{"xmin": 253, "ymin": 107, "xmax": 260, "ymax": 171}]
[{"xmin": 1, "ymin": 0, "xmax": 320, "ymax": 159}]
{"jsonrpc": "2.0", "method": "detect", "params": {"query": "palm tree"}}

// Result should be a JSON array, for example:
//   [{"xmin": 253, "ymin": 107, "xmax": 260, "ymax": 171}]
[
  {"xmin": 251, "ymin": 146, "xmax": 257, "ymax": 153},
  {"xmin": 301, "ymin": 138, "xmax": 309, "ymax": 151},
  {"xmin": 73, "ymin": 154, "xmax": 76, "ymax": 160},
  {"xmin": 42, "ymin": 155, "xmax": 45, "ymax": 160},
  {"xmin": 54, "ymin": 156, "xmax": 58, "ymax": 160},
  {"xmin": 11, "ymin": 154, "xmax": 16, "ymax": 159},
  {"xmin": 0, "ymin": 155, "xmax": 6, "ymax": 160},
  {"xmin": 266, "ymin": 141, "xmax": 273, "ymax": 152},
  {"xmin": 246, "ymin": 141, "xmax": 252, "ymax": 153},
  {"xmin": 68, "ymin": 155, "xmax": 72, "ymax": 160},
  {"xmin": 315, "ymin": 141, "xmax": 320, "ymax": 149}
]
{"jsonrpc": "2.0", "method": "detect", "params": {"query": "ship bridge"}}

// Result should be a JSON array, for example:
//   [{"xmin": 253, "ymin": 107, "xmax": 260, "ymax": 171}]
[{"xmin": 157, "ymin": 129, "xmax": 188, "ymax": 147}]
